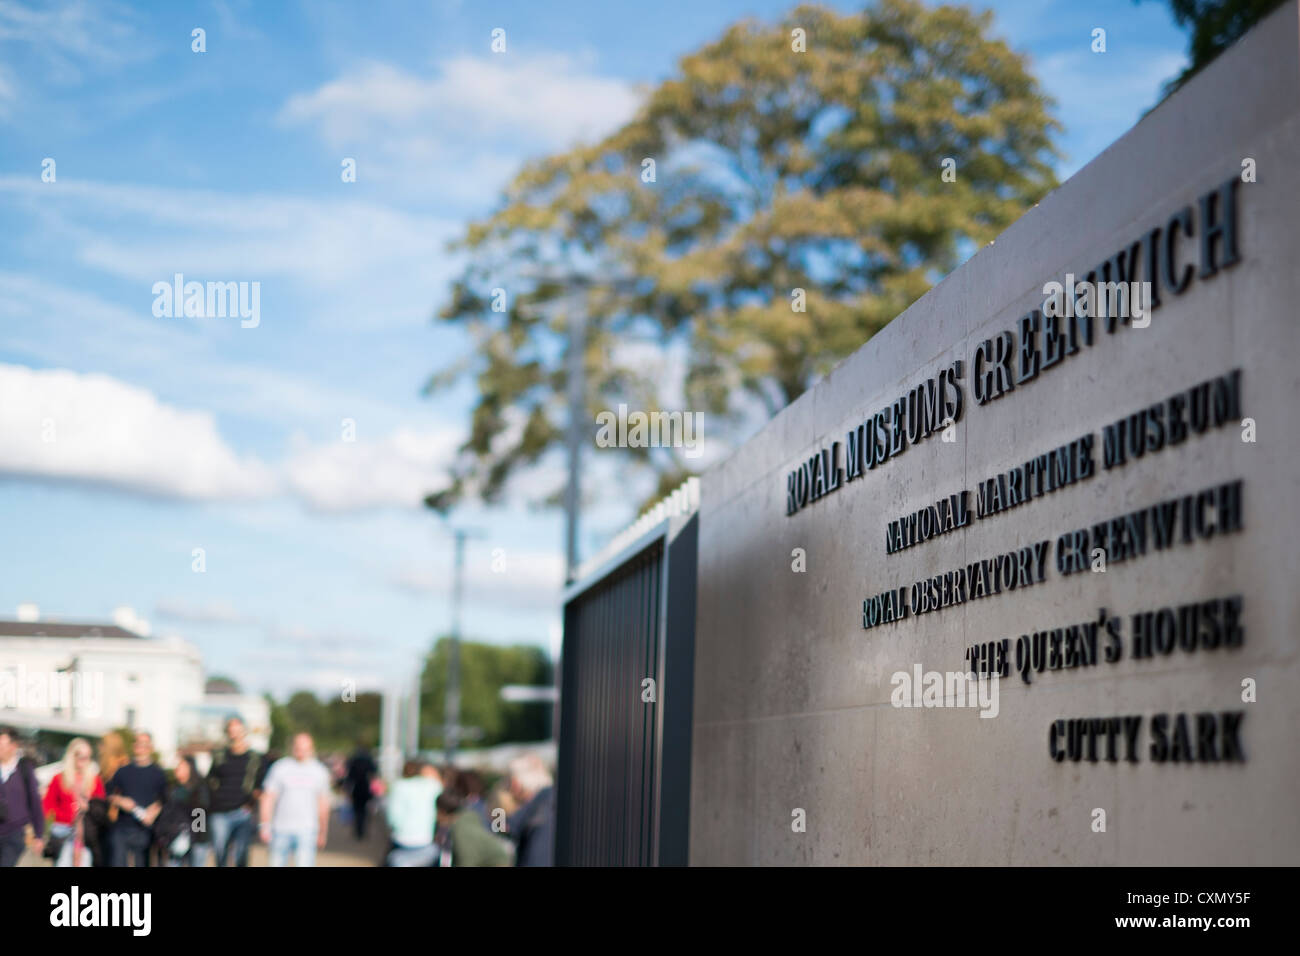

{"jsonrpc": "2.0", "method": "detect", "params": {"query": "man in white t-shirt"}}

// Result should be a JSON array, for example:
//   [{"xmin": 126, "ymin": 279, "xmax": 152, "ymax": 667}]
[{"xmin": 258, "ymin": 732, "xmax": 331, "ymax": 867}]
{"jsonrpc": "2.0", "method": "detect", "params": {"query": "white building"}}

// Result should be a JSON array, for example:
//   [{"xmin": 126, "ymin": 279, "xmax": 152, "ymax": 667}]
[
  {"xmin": 179, "ymin": 680, "xmax": 271, "ymax": 755},
  {"xmin": 0, "ymin": 611, "xmax": 205, "ymax": 761}
]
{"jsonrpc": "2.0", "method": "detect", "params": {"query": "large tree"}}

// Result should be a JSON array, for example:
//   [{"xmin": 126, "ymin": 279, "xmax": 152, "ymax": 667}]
[{"xmin": 427, "ymin": 0, "xmax": 1059, "ymax": 511}]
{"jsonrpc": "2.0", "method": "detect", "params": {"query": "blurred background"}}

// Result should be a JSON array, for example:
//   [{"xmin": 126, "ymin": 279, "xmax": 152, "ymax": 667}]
[{"xmin": 0, "ymin": 0, "xmax": 1274, "ymax": 849}]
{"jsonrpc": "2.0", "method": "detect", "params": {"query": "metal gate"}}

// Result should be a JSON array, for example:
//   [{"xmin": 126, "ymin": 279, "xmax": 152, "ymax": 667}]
[{"xmin": 554, "ymin": 480, "xmax": 698, "ymax": 866}]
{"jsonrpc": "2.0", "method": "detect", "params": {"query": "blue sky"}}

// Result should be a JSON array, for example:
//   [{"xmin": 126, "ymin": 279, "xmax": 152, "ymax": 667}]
[{"xmin": 0, "ymin": 0, "xmax": 1188, "ymax": 698}]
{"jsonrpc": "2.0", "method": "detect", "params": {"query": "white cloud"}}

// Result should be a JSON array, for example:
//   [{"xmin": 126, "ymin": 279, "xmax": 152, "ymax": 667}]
[
  {"xmin": 277, "ymin": 54, "xmax": 641, "ymax": 201},
  {"xmin": 239, "ymin": 649, "xmax": 389, "ymax": 697},
  {"xmin": 0, "ymin": 64, "xmax": 14, "ymax": 117},
  {"xmin": 0, "ymin": 177, "xmax": 458, "ymax": 287},
  {"xmin": 263, "ymin": 624, "xmax": 380, "ymax": 650},
  {"xmin": 0, "ymin": 0, "xmax": 144, "ymax": 83},
  {"xmin": 0, "ymin": 363, "xmax": 457, "ymax": 512},
  {"xmin": 280, "ymin": 54, "xmax": 639, "ymax": 150},
  {"xmin": 392, "ymin": 546, "xmax": 565, "ymax": 610},
  {"xmin": 0, "ymin": 363, "xmax": 274, "ymax": 500},
  {"xmin": 155, "ymin": 598, "xmax": 255, "ymax": 626},
  {"xmin": 0, "ymin": 272, "xmax": 429, "ymax": 429},
  {"xmin": 283, "ymin": 425, "xmax": 458, "ymax": 512}
]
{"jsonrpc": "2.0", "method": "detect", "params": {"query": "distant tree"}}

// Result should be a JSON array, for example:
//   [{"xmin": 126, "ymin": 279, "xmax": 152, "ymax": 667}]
[
  {"xmin": 419, "ymin": 638, "xmax": 553, "ymax": 749},
  {"xmin": 426, "ymin": 0, "xmax": 1059, "ymax": 511},
  {"xmin": 266, "ymin": 693, "xmax": 290, "ymax": 751},
  {"xmin": 268, "ymin": 690, "xmax": 382, "ymax": 754},
  {"xmin": 284, "ymin": 691, "xmax": 325, "ymax": 738},
  {"xmin": 1142, "ymin": 0, "xmax": 1286, "ymax": 95}
]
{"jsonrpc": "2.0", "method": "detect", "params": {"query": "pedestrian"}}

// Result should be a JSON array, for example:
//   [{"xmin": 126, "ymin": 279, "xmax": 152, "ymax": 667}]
[
  {"xmin": 0, "ymin": 726, "xmax": 44, "ymax": 866},
  {"xmin": 259, "ymin": 732, "xmax": 330, "ymax": 867},
  {"xmin": 96, "ymin": 732, "xmax": 129, "ymax": 789},
  {"xmin": 155, "ymin": 755, "xmax": 211, "ymax": 867},
  {"xmin": 206, "ymin": 716, "xmax": 264, "ymax": 867},
  {"xmin": 42, "ymin": 737, "xmax": 104, "ymax": 867},
  {"xmin": 435, "ymin": 791, "xmax": 512, "ymax": 867},
  {"xmin": 106, "ymin": 730, "xmax": 166, "ymax": 867},
  {"xmin": 454, "ymin": 769, "xmax": 492, "ymax": 828},
  {"xmin": 384, "ymin": 760, "xmax": 440, "ymax": 867},
  {"xmin": 90, "ymin": 732, "xmax": 127, "ymax": 867},
  {"xmin": 506, "ymin": 754, "xmax": 554, "ymax": 867},
  {"xmin": 343, "ymin": 741, "xmax": 377, "ymax": 839}
]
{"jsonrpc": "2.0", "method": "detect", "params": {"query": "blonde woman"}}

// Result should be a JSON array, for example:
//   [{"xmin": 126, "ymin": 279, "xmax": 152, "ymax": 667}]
[{"xmin": 42, "ymin": 738, "xmax": 104, "ymax": 867}]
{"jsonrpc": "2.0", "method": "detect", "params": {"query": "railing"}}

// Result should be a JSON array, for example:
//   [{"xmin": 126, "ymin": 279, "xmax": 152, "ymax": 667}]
[{"xmin": 554, "ymin": 479, "xmax": 699, "ymax": 866}]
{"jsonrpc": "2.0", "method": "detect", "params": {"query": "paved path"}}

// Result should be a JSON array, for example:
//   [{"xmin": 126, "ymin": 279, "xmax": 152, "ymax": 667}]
[
  {"xmin": 248, "ymin": 806, "xmax": 388, "ymax": 867},
  {"xmin": 17, "ymin": 805, "xmax": 390, "ymax": 868}
]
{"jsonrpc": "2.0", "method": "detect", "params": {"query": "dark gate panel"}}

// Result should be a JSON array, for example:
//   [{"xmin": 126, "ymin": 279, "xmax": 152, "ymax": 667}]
[{"xmin": 555, "ymin": 507, "xmax": 696, "ymax": 866}]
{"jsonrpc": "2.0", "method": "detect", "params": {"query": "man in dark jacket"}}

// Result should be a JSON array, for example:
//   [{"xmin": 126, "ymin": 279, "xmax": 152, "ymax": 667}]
[
  {"xmin": 0, "ymin": 726, "xmax": 44, "ymax": 866},
  {"xmin": 507, "ymin": 754, "xmax": 554, "ymax": 867},
  {"xmin": 106, "ymin": 730, "xmax": 166, "ymax": 867},
  {"xmin": 344, "ymin": 744, "xmax": 377, "ymax": 839},
  {"xmin": 207, "ymin": 716, "xmax": 264, "ymax": 867}
]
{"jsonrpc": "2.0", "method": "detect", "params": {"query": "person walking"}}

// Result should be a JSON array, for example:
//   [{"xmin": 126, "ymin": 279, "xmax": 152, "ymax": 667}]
[
  {"xmin": 384, "ymin": 760, "xmax": 440, "ymax": 867},
  {"xmin": 343, "ymin": 742, "xmax": 377, "ymax": 840},
  {"xmin": 506, "ymin": 754, "xmax": 554, "ymax": 867},
  {"xmin": 0, "ymin": 726, "xmax": 44, "ymax": 866},
  {"xmin": 435, "ymin": 791, "xmax": 512, "ymax": 867},
  {"xmin": 42, "ymin": 737, "xmax": 104, "ymax": 867},
  {"xmin": 454, "ymin": 769, "xmax": 492, "ymax": 828},
  {"xmin": 91, "ymin": 733, "xmax": 127, "ymax": 867},
  {"xmin": 155, "ymin": 755, "xmax": 211, "ymax": 867},
  {"xmin": 259, "ymin": 732, "xmax": 330, "ymax": 867},
  {"xmin": 207, "ymin": 716, "xmax": 264, "ymax": 867},
  {"xmin": 106, "ymin": 730, "xmax": 166, "ymax": 867}
]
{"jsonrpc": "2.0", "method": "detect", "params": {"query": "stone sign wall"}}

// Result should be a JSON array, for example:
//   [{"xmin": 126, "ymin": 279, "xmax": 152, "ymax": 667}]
[{"xmin": 689, "ymin": 2, "xmax": 1300, "ymax": 865}]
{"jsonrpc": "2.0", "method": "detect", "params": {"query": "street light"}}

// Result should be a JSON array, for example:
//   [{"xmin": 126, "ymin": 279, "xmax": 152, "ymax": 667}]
[{"xmin": 426, "ymin": 514, "xmax": 485, "ymax": 764}]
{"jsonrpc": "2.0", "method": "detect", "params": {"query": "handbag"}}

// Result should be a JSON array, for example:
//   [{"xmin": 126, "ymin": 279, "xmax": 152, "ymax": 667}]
[{"xmin": 43, "ymin": 830, "xmax": 67, "ymax": 860}]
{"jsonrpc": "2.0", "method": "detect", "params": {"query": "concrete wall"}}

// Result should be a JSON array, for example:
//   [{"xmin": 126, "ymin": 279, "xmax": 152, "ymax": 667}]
[{"xmin": 689, "ymin": 3, "xmax": 1300, "ymax": 865}]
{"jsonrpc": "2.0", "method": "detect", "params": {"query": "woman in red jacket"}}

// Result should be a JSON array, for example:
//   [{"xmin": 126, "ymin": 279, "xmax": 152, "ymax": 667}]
[{"xmin": 43, "ymin": 737, "xmax": 104, "ymax": 867}]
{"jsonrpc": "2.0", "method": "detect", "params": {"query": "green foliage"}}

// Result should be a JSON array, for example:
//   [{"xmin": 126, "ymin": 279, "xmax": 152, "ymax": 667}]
[
  {"xmin": 419, "ymin": 638, "xmax": 553, "ymax": 748},
  {"xmin": 1141, "ymin": 0, "xmax": 1286, "ymax": 95},
  {"xmin": 266, "ymin": 693, "xmax": 289, "ymax": 752},
  {"xmin": 267, "ymin": 691, "xmax": 382, "ymax": 755},
  {"xmin": 427, "ymin": 0, "xmax": 1059, "ymax": 511}
]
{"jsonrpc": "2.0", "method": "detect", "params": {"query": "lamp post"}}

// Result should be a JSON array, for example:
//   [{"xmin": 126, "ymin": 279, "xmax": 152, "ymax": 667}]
[
  {"xmin": 564, "ymin": 306, "xmax": 586, "ymax": 583},
  {"xmin": 431, "ymin": 520, "xmax": 484, "ymax": 764}
]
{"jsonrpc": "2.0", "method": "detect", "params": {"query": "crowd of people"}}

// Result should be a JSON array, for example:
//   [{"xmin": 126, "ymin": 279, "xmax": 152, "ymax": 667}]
[{"xmin": 0, "ymin": 720, "xmax": 554, "ymax": 868}]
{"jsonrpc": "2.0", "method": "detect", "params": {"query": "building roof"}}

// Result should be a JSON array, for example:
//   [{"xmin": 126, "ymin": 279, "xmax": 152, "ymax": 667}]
[{"xmin": 0, "ymin": 620, "xmax": 144, "ymax": 640}]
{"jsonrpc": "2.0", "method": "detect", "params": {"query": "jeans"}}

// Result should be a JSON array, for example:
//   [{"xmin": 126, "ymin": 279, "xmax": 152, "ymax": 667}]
[
  {"xmin": 210, "ymin": 807, "xmax": 254, "ymax": 867},
  {"xmin": 0, "ymin": 830, "xmax": 25, "ymax": 867},
  {"xmin": 51, "ymin": 822, "xmax": 94, "ymax": 867},
  {"xmin": 386, "ymin": 843, "xmax": 436, "ymax": 867},
  {"xmin": 165, "ymin": 842, "xmax": 211, "ymax": 867},
  {"xmin": 110, "ymin": 825, "xmax": 152, "ymax": 867},
  {"xmin": 269, "ymin": 830, "xmax": 318, "ymax": 867},
  {"xmin": 351, "ymin": 794, "xmax": 371, "ymax": 839}
]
